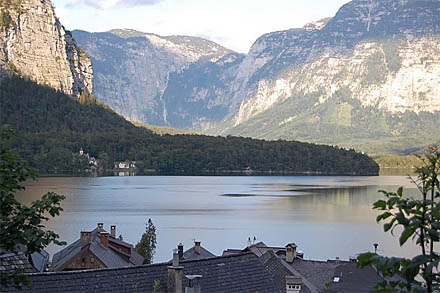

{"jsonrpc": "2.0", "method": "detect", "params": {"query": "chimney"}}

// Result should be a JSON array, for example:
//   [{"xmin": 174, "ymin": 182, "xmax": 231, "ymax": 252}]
[
  {"xmin": 97, "ymin": 222, "xmax": 104, "ymax": 233},
  {"xmin": 194, "ymin": 241, "xmax": 201, "ymax": 255},
  {"xmin": 178, "ymin": 243, "xmax": 184, "ymax": 260},
  {"xmin": 185, "ymin": 275, "xmax": 202, "ymax": 293},
  {"xmin": 286, "ymin": 243, "xmax": 297, "ymax": 263},
  {"xmin": 110, "ymin": 225, "xmax": 116, "ymax": 238},
  {"xmin": 80, "ymin": 231, "xmax": 91, "ymax": 247},
  {"xmin": 286, "ymin": 276, "xmax": 302, "ymax": 293},
  {"xmin": 100, "ymin": 232, "xmax": 109, "ymax": 247},
  {"xmin": 168, "ymin": 249, "xmax": 183, "ymax": 293}
]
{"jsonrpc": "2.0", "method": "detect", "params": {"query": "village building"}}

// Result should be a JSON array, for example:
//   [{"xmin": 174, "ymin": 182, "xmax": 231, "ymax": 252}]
[
  {"xmin": 114, "ymin": 161, "xmax": 136, "ymax": 169},
  {"xmin": 4, "ymin": 239, "xmax": 383, "ymax": 292},
  {"xmin": 50, "ymin": 223, "xmax": 144, "ymax": 271},
  {"xmin": 78, "ymin": 148, "xmax": 99, "ymax": 170},
  {"xmin": 172, "ymin": 241, "xmax": 216, "ymax": 262}
]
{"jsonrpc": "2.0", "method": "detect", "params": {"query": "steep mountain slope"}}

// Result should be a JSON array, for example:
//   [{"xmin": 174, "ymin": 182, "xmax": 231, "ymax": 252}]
[
  {"xmin": 73, "ymin": 29, "xmax": 241, "ymax": 125},
  {"xmin": 0, "ymin": 0, "xmax": 92, "ymax": 96}
]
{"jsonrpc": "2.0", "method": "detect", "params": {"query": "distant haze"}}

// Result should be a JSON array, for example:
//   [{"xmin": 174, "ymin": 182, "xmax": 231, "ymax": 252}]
[{"xmin": 53, "ymin": 0, "xmax": 350, "ymax": 53}]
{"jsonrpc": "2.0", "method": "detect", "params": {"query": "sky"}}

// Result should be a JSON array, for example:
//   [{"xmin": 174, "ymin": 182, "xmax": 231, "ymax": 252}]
[{"xmin": 52, "ymin": 0, "xmax": 351, "ymax": 53}]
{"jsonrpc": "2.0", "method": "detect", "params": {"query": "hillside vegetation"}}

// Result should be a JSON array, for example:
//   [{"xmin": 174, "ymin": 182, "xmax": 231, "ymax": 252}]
[{"xmin": 0, "ymin": 76, "xmax": 379, "ymax": 175}]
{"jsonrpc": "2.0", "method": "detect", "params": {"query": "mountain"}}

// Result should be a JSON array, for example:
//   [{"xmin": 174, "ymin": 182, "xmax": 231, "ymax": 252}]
[
  {"xmin": 72, "ymin": 29, "xmax": 242, "ymax": 126},
  {"xmin": 0, "ymin": 0, "xmax": 378, "ymax": 175},
  {"xmin": 0, "ymin": 0, "xmax": 92, "ymax": 96},
  {"xmin": 75, "ymin": 0, "xmax": 440, "ymax": 154}
]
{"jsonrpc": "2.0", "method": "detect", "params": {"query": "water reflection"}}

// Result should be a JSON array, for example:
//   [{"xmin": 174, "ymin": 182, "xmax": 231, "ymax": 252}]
[{"xmin": 15, "ymin": 176, "xmax": 421, "ymax": 263}]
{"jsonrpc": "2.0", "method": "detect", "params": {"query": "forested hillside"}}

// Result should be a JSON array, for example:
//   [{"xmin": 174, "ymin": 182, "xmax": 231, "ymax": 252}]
[{"xmin": 0, "ymin": 76, "xmax": 379, "ymax": 175}]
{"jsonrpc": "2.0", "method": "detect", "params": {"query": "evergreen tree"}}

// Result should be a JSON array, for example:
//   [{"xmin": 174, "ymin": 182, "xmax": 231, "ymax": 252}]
[{"xmin": 135, "ymin": 218, "xmax": 157, "ymax": 264}]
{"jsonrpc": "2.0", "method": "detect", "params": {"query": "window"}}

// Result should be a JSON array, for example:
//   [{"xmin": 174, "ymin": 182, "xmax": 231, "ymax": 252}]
[
  {"xmin": 90, "ymin": 257, "xmax": 95, "ymax": 264},
  {"xmin": 82, "ymin": 257, "xmax": 86, "ymax": 264}
]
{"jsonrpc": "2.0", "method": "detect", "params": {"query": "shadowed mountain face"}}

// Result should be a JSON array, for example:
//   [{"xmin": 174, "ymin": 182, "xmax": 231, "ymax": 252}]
[
  {"xmin": 75, "ymin": 0, "xmax": 440, "ymax": 154},
  {"xmin": 72, "ymin": 29, "xmax": 242, "ymax": 127}
]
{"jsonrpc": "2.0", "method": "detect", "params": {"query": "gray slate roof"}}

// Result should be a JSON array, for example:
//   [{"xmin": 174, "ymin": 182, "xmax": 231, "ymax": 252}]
[
  {"xmin": 29, "ymin": 250, "xmax": 49, "ymax": 273},
  {"xmin": 289, "ymin": 259, "xmax": 341, "ymax": 290},
  {"xmin": 183, "ymin": 246, "xmax": 216, "ymax": 261},
  {"xmin": 288, "ymin": 259, "xmax": 382, "ymax": 292},
  {"xmin": 8, "ymin": 252, "xmax": 288, "ymax": 292},
  {"xmin": 0, "ymin": 253, "xmax": 36, "ymax": 274},
  {"xmin": 51, "ymin": 228, "xmax": 143, "ymax": 271},
  {"xmin": 260, "ymin": 251, "xmax": 310, "ymax": 293},
  {"xmin": 328, "ymin": 262, "xmax": 382, "ymax": 293}
]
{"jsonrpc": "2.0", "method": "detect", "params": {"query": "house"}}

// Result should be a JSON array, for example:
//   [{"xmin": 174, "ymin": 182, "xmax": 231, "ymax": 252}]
[
  {"xmin": 174, "ymin": 241, "xmax": 216, "ymax": 261},
  {"xmin": 8, "ymin": 251, "xmax": 297, "ymax": 293},
  {"xmin": 224, "ymin": 241, "xmax": 382, "ymax": 293},
  {"xmin": 50, "ymin": 223, "xmax": 144, "ymax": 271},
  {"xmin": 114, "ymin": 161, "xmax": 136, "ymax": 169}
]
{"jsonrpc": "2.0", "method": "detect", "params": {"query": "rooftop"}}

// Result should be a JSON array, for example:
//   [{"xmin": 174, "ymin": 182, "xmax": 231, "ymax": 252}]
[
  {"xmin": 10, "ymin": 252, "xmax": 289, "ymax": 292},
  {"xmin": 51, "ymin": 226, "xmax": 143, "ymax": 271}
]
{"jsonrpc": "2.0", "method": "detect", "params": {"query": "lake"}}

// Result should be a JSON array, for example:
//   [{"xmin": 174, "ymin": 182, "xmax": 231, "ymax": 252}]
[{"xmin": 15, "ymin": 175, "xmax": 420, "ymax": 263}]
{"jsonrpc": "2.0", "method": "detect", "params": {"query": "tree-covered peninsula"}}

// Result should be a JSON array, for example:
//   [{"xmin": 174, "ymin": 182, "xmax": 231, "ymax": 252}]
[{"xmin": 0, "ymin": 76, "xmax": 379, "ymax": 175}]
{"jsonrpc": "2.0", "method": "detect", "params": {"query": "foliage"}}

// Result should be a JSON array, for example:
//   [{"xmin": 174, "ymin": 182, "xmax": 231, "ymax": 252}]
[
  {"xmin": 77, "ymin": 91, "xmax": 96, "ymax": 105},
  {"xmin": 135, "ymin": 218, "xmax": 157, "ymax": 264},
  {"xmin": 374, "ymin": 155, "xmax": 424, "ymax": 170},
  {"xmin": 133, "ymin": 121, "xmax": 195, "ymax": 136},
  {"xmin": 0, "ymin": 75, "xmax": 379, "ymax": 175},
  {"xmin": 382, "ymin": 40, "xmax": 402, "ymax": 72},
  {"xmin": 362, "ymin": 52, "xmax": 388, "ymax": 86},
  {"xmin": 0, "ymin": 9, "xmax": 11, "ymax": 31},
  {"xmin": 358, "ymin": 145, "xmax": 440, "ymax": 292},
  {"xmin": 152, "ymin": 279, "xmax": 162, "ymax": 293},
  {"xmin": 0, "ymin": 127, "xmax": 65, "ymax": 289}
]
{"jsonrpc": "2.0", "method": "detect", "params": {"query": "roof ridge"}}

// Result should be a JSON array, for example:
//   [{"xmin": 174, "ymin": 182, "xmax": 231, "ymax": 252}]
[{"xmin": 31, "ymin": 252, "xmax": 257, "ymax": 277}]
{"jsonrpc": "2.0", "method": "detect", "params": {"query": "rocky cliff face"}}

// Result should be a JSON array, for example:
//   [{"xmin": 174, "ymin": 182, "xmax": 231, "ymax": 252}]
[
  {"xmin": 0, "ymin": 0, "xmax": 93, "ymax": 96},
  {"xmin": 73, "ymin": 29, "xmax": 237, "ymax": 124},
  {"xmin": 222, "ymin": 0, "xmax": 440, "ymax": 153}
]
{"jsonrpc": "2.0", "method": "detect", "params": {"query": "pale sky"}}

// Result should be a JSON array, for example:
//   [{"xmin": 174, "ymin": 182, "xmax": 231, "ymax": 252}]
[{"xmin": 52, "ymin": 0, "xmax": 350, "ymax": 53}]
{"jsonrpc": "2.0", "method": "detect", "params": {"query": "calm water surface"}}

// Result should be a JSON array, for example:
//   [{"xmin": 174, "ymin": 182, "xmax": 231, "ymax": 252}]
[{"xmin": 16, "ymin": 176, "xmax": 420, "ymax": 263}]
